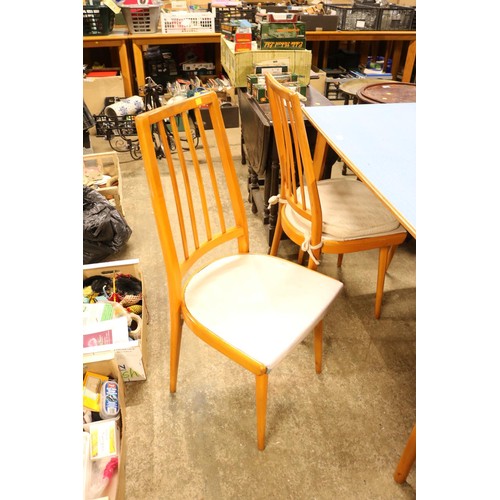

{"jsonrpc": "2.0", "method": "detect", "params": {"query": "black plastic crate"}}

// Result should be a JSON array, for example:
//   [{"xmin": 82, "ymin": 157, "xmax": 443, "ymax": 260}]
[
  {"xmin": 326, "ymin": 5, "xmax": 380, "ymax": 31},
  {"xmin": 211, "ymin": 5, "xmax": 255, "ymax": 32},
  {"xmin": 377, "ymin": 5, "xmax": 415, "ymax": 30},
  {"xmin": 94, "ymin": 97, "xmax": 138, "ymax": 137},
  {"xmin": 83, "ymin": 5, "xmax": 115, "ymax": 36}
]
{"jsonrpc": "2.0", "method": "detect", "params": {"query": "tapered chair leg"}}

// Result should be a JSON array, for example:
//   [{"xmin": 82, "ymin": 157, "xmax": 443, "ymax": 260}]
[
  {"xmin": 386, "ymin": 245, "xmax": 397, "ymax": 271},
  {"xmin": 314, "ymin": 321, "xmax": 323, "ymax": 374},
  {"xmin": 375, "ymin": 246, "xmax": 390, "ymax": 319},
  {"xmin": 269, "ymin": 211, "xmax": 283, "ymax": 257},
  {"xmin": 394, "ymin": 425, "xmax": 416, "ymax": 484},
  {"xmin": 170, "ymin": 312, "xmax": 183, "ymax": 393},
  {"xmin": 256, "ymin": 373, "xmax": 269, "ymax": 451},
  {"xmin": 337, "ymin": 254, "xmax": 344, "ymax": 267}
]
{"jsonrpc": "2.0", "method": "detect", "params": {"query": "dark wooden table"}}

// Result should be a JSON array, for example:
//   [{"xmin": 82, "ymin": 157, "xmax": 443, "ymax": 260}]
[{"xmin": 239, "ymin": 86, "xmax": 337, "ymax": 246}]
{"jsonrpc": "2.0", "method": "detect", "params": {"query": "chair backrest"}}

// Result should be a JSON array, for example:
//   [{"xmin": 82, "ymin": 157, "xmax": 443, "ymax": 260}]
[
  {"xmin": 135, "ymin": 91, "xmax": 250, "ymax": 306},
  {"xmin": 265, "ymin": 73, "xmax": 323, "ymax": 246}
]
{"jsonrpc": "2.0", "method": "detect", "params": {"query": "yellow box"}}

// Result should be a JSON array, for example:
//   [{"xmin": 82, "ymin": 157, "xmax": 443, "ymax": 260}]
[{"xmin": 221, "ymin": 37, "xmax": 311, "ymax": 87}]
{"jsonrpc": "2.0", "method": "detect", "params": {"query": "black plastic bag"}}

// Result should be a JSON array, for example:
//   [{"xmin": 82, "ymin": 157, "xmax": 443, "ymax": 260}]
[{"xmin": 83, "ymin": 185, "xmax": 132, "ymax": 264}]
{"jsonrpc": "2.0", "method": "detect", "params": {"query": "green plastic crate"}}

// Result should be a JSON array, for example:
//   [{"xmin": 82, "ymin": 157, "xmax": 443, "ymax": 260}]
[{"xmin": 83, "ymin": 5, "xmax": 115, "ymax": 36}]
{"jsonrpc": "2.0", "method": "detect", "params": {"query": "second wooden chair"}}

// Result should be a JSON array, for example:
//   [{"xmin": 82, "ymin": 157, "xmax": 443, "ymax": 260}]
[{"xmin": 265, "ymin": 73, "xmax": 407, "ymax": 319}]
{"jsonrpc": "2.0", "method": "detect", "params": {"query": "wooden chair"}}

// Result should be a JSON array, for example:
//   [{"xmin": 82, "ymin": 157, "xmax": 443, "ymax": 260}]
[
  {"xmin": 135, "ymin": 91, "xmax": 344, "ymax": 450},
  {"xmin": 265, "ymin": 73, "xmax": 407, "ymax": 319}
]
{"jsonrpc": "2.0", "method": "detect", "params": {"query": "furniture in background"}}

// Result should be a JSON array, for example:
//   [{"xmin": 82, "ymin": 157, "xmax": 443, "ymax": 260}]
[
  {"xmin": 356, "ymin": 82, "xmax": 416, "ymax": 104},
  {"xmin": 83, "ymin": 29, "xmax": 134, "ymax": 97},
  {"xmin": 83, "ymin": 30, "xmax": 416, "ymax": 96},
  {"xmin": 302, "ymin": 102, "xmax": 416, "ymax": 238},
  {"xmin": 135, "ymin": 90, "xmax": 344, "ymax": 450},
  {"xmin": 302, "ymin": 99, "xmax": 416, "ymax": 475},
  {"xmin": 238, "ymin": 86, "xmax": 338, "ymax": 245},
  {"xmin": 306, "ymin": 30, "xmax": 416, "ymax": 83},
  {"xmin": 266, "ymin": 74, "xmax": 407, "ymax": 319},
  {"xmin": 129, "ymin": 32, "xmax": 222, "ymax": 94},
  {"xmin": 339, "ymin": 77, "xmax": 394, "ymax": 105}
]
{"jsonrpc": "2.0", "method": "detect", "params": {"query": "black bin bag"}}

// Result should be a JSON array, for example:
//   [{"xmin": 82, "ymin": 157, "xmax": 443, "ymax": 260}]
[{"xmin": 83, "ymin": 185, "xmax": 132, "ymax": 264}]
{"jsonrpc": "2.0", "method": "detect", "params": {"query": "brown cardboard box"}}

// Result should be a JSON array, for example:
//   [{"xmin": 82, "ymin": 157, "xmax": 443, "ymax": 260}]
[
  {"xmin": 83, "ymin": 353, "xmax": 126, "ymax": 500},
  {"xmin": 391, "ymin": 0, "xmax": 416, "ymax": 6},
  {"xmin": 83, "ymin": 258, "xmax": 148, "ymax": 382},
  {"xmin": 83, "ymin": 76, "xmax": 125, "ymax": 116},
  {"xmin": 309, "ymin": 65, "xmax": 326, "ymax": 95}
]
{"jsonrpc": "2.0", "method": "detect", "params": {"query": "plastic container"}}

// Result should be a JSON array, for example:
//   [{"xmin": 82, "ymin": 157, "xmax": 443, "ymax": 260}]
[
  {"xmin": 100, "ymin": 380, "xmax": 120, "ymax": 420},
  {"xmin": 377, "ymin": 5, "xmax": 415, "ymax": 31},
  {"xmin": 121, "ymin": 1, "xmax": 162, "ymax": 34},
  {"xmin": 161, "ymin": 12, "xmax": 215, "ymax": 34},
  {"xmin": 83, "ymin": 5, "xmax": 116, "ymax": 36}
]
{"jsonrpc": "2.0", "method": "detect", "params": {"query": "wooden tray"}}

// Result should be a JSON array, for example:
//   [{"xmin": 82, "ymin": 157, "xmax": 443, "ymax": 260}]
[{"xmin": 357, "ymin": 82, "xmax": 416, "ymax": 104}]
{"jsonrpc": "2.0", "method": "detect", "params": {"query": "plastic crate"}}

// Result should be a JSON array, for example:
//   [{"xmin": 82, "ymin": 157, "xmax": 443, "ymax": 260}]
[
  {"xmin": 161, "ymin": 11, "xmax": 215, "ymax": 33},
  {"xmin": 94, "ymin": 97, "xmax": 138, "ymax": 137},
  {"xmin": 83, "ymin": 5, "xmax": 115, "ymax": 36},
  {"xmin": 121, "ymin": 1, "xmax": 162, "ymax": 34},
  {"xmin": 377, "ymin": 5, "xmax": 415, "ymax": 31},
  {"xmin": 212, "ymin": 5, "xmax": 255, "ymax": 32},
  {"xmin": 326, "ymin": 5, "xmax": 380, "ymax": 31}
]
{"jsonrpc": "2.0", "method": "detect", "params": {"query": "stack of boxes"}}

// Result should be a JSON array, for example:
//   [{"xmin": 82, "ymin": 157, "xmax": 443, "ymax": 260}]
[
  {"xmin": 221, "ymin": 19, "xmax": 254, "ymax": 52},
  {"xmin": 257, "ymin": 13, "xmax": 306, "ymax": 50},
  {"xmin": 247, "ymin": 67, "xmax": 306, "ymax": 104}
]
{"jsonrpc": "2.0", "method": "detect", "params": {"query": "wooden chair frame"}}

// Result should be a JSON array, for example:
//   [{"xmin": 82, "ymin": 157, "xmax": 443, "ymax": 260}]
[
  {"xmin": 266, "ymin": 73, "xmax": 407, "ymax": 319},
  {"xmin": 135, "ymin": 91, "xmax": 343, "ymax": 449}
]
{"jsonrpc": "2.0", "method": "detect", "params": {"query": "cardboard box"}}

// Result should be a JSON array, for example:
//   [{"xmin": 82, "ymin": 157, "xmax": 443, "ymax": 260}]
[
  {"xmin": 83, "ymin": 259, "xmax": 148, "ymax": 382},
  {"xmin": 259, "ymin": 21, "xmax": 306, "ymax": 38},
  {"xmin": 252, "ymin": 81, "xmax": 306, "ymax": 103},
  {"xmin": 235, "ymin": 41, "xmax": 253, "ymax": 52},
  {"xmin": 83, "ymin": 76, "xmax": 125, "ymax": 116},
  {"xmin": 309, "ymin": 65, "xmax": 326, "ymax": 95},
  {"xmin": 257, "ymin": 38, "xmax": 306, "ymax": 50},
  {"xmin": 221, "ymin": 37, "xmax": 311, "ymax": 87},
  {"xmin": 83, "ymin": 151, "xmax": 124, "ymax": 217},
  {"xmin": 247, "ymin": 72, "xmax": 298, "ymax": 93},
  {"xmin": 83, "ymin": 353, "xmax": 126, "ymax": 500}
]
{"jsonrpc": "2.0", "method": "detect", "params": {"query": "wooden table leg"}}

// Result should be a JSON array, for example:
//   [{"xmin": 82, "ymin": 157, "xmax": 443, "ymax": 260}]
[
  {"xmin": 394, "ymin": 425, "xmax": 416, "ymax": 484},
  {"xmin": 402, "ymin": 40, "xmax": 416, "ymax": 83},
  {"xmin": 119, "ymin": 41, "xmax": 133, "ymax": 97}
]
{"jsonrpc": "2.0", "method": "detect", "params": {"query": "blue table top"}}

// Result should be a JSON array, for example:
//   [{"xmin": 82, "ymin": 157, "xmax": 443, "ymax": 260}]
[{"xmin": 303, "ymin": 102, "xmax": 416, "ymax": 238}]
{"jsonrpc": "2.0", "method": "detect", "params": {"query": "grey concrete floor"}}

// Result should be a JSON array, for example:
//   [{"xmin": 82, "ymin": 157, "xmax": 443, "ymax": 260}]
[{"xmin": 88, "ymin": 120, "xmax": 416, "ymax": 499}]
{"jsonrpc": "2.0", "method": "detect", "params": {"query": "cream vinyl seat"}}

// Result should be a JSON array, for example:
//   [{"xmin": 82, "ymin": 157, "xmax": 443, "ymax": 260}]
[{"xmin": 135, "ymin": 90, "xmax": 343, "ymax": 450}]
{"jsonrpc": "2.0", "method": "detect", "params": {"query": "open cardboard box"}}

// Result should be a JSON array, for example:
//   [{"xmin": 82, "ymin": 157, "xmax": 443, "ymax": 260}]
[
  {"xmin": 83, "ymin": 259, "xmax": 148, "ymax": 382},
  {"xmin": 83, "ymin": 151, "xmax": 124, "ymax": 217},
  {"xmin": 83, "ymin": 352, "xmax": 126, "ymax": 500}
]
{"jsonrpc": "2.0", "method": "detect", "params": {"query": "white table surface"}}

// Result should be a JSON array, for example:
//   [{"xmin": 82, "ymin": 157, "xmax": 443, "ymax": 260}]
[{"xmin": 302, "ymin": 102, "xmax": 416, "ymax": 238}]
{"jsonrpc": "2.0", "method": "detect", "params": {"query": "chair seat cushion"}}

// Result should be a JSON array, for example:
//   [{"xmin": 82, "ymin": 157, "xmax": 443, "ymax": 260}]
[
  {"xmin": 184, "ymin": 253, "xmax": 343, "ymax": 370},
  {"xmin": 285, "ymin": 179, "xmax": 405, "ymax": 241}
]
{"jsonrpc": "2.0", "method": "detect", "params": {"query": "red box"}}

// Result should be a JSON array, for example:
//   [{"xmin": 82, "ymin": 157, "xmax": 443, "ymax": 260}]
[
  {"xmin": 235, "ymin": 42, "xmax": 252, "ymax": 52},
  {"xmin": 235, "ymin": 32, "xmax": 252, "ymax": 42}
]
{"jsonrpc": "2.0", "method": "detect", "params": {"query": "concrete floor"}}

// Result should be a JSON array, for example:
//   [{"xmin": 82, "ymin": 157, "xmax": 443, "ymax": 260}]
[{"xmin": 88, "ymin": 119, "xmax": 416, "ymax": 499}]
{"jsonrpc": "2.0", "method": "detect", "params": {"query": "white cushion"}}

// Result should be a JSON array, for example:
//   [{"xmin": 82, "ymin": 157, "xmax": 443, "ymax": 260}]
[
  {"xmin": 184, "ymin": 254, "xmax": 343, "ymax": 370},
  {"xmin": 285, "ymin": 179, "xmax": 406, "ymax": 241}
]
